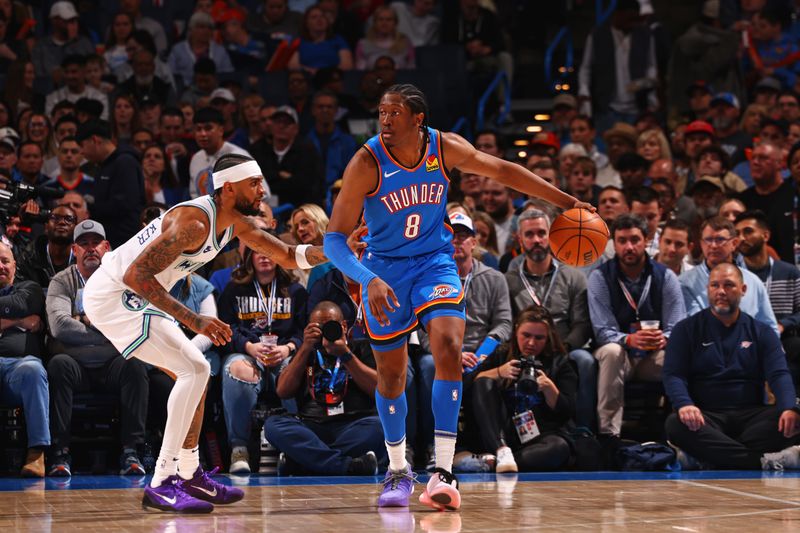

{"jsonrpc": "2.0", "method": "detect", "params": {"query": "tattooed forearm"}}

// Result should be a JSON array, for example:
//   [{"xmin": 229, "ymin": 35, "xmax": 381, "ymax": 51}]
[{"xmin": 304, "ymin": 245, "xmax": 328, "ymax": 266}]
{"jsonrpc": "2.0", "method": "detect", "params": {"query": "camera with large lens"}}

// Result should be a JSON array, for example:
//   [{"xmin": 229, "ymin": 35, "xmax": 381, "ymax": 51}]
[
  {"xmin": 321, "ymin": 320, "xmax": 344, "ymax": 342},
  {"xmin": 516, "ymin": 356, "xmax": 545, "ymax": 395},
  {"xmin": 0, "ymin": 181, "xmax": 64, "ymax": 224}
]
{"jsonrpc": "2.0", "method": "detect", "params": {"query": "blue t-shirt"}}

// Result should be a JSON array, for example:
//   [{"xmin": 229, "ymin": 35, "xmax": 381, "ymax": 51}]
[{"xmin": 299, "ymin": 35, "xmax": 349, "ymax": 69}]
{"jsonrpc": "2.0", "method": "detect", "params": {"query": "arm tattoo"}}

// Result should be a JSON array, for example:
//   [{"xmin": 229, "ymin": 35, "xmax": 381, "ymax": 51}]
[
  {"xmin": 302, "ymin": 245, "xmax": 328, "ymax": 266},
  {"xmin": 126, "ymin": 223, "xmax": 205, "ymax": 330}
]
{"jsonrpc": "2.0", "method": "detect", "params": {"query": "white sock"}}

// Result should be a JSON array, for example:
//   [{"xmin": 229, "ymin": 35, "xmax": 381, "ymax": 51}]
[
  {"xmin": 385, "ymin": 437, "xmax": 407, "ymax": 472},
  {"xmin": 178, "ymin": 446, "xmax": 200, "ymax": 480},
  {"xmin": 151, "ymin": 453, "xmax": 180, "ymax": 488},
  {"xmin": 434, "ymin": 435, "xmax": 456, "ymax": 473}
]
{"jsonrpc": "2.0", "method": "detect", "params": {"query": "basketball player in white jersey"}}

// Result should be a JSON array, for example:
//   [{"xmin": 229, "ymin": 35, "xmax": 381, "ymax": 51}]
[{"xmin": 83, "ymin": 154, "xmax": 326, "ymax": 513}]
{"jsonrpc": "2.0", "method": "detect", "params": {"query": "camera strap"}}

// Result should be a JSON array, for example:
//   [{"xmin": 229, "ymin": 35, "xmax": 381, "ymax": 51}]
[{"xmin": 253, "ymin": 278, "xmax": 277, "ymax": 333}]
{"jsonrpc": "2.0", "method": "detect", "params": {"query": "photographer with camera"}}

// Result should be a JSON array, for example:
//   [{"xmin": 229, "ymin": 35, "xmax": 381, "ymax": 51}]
[
  {"xmin": 264, "ymin": 300, "xmax": 385, "ymax": 476},
  {"xmin": 468, "ymin": 306, "xmax": 578, "ymax": 473},
  {"xmin": 218, "ymin": 244, "xmax": 307, "ymax": 474}
]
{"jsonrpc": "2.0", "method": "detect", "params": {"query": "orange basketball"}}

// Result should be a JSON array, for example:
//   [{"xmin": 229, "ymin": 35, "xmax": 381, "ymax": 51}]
[{"xmin": 548, "ymin": 208, "xmax": 609, "ymax": 267}]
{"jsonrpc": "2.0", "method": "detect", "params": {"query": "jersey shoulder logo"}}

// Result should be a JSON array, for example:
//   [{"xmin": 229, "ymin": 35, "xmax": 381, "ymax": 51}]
[
  {"xmin": 121, "ymin": 290, "xmax": 149, "ymax": 312},
  {"xmin": 425, "ymin": 155, "xmax": 439, "ymax": 172}
]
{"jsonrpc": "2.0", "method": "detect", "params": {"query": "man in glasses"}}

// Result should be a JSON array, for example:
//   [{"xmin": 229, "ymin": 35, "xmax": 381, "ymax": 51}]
[
  {"xmin": 678, "ymin": 216, "xmax": 778, "ymax": 334},
  {"xmin": 15, "ymin": 205, "xmax": 77, "ymax": 291}
]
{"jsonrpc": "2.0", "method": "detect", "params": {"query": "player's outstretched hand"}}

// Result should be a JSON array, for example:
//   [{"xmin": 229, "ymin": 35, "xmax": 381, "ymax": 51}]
[
  {"xmin": 194, "ymin": 315, "xmax": 232, "ymax": 346},
  {"xmin": 572, "ymin": 200, "xmax": 597, "ymax": 213},
  {"xmin": 367, "ymin": 277, "xmax": 400, "ymax": 327}
]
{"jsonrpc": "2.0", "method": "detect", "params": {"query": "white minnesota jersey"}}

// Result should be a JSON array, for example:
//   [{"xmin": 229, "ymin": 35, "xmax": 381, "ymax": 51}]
[{"xmin": 100, "ymin": 195, "xmax": 234, "ymax": 292}]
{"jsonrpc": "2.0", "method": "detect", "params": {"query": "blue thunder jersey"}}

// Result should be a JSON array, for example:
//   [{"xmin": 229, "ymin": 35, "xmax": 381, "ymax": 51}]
[{"xmin": 361, "ymin": 127, "xmax": 453, "ymax": 258}]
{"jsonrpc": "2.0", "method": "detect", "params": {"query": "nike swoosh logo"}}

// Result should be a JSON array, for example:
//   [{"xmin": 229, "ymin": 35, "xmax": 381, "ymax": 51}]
[
  {"xmin": 384, "ymin": 170, "xmax": 401, "ymax": 178},
  {"xmin": 194, "ymin": 486, "xmax": 217, "ymax": 497},
  {"xmin": 702, "ymin": 342, "xmax": 713, "ymax": 346},
  {"xmin": 155, "ymin": 492, "xmax": 177, "ymax": 505}
]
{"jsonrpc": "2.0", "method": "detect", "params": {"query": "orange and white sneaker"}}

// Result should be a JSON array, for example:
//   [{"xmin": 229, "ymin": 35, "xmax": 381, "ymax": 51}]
[{"xmin": 419, "ymin": 468, "xmax": 460, "ymax": 511}]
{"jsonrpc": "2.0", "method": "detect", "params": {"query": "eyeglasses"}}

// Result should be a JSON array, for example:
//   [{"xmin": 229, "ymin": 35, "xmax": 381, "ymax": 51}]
[
  {"xmin": 49, "ymin": 214, "xmax": 77, "ymax": 224},
  {"xmin": 701, "ymin": 236, "xmax": 732, "ymax": 246}
]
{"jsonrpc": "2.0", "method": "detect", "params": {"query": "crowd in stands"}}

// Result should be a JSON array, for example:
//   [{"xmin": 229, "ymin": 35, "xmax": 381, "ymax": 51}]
[{"xmin": 3, "ymin": 0, "xmax": 800, "ymax": 479}]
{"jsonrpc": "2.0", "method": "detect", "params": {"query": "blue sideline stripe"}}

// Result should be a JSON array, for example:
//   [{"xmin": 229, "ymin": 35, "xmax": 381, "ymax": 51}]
[{"xmin": 0, "ymin": 470, "xmax": 798, "ymax": 492}]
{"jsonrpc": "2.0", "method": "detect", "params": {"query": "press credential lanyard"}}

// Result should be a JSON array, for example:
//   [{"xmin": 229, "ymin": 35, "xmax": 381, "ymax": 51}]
[
  {"xmin": 519, "ymin": 262, "xmax": 559, "ymax": 307},
  {"xmin": 618, "ymin": 275, "xmax": 652, "ymax": 322},
  {"xmin": 253, "ymin": 278, "xmax": 277, "ymax": 333},
  {"xmin": 316, "ymin": 350, "xmax": 341, "ymax": 393}
]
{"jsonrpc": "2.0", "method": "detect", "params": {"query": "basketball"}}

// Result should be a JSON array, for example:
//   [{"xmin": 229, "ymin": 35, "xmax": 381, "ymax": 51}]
[{"xmin": 549, "ymin": 208, "xmax": 609, "ymax": 267}]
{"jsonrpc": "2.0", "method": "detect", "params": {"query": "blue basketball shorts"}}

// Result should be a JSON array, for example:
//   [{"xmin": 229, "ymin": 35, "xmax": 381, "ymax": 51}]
[{"xmin": 361, "ymin": 249, "xmax": 466, "ymax": 351}]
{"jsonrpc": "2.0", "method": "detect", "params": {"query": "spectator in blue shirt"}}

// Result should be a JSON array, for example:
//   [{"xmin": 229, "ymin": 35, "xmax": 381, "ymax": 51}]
[
  {"xmin": 664, "ymin": 263, "xmax": 800, "ymax": 470},
  {"xmin": 288, "ymin": 5, "xmax": 353, "ymax": 74},
  {"xmin": 588, "ymin": 214, "xmax": 686, "ymax": 438},
  {"xmin": 306, "ymin": 90, "xmax": 357, "ymax": 207},
  {"xmin": 679, "ymin": 216, "xmax": 779, "ymax": 334}
]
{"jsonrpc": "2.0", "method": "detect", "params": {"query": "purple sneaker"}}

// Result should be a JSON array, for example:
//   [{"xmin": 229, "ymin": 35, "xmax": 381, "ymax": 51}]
[
  {"xmin": 182, "ymin": 466, "xmax": 245, "ymax": 505},
  {"xmin": 142, "ymin": 475, "xmax": 214, "ymax": 514},
  {"xmin": 377, "ymin": 466, "xmax": 416, "ymax": 507}
]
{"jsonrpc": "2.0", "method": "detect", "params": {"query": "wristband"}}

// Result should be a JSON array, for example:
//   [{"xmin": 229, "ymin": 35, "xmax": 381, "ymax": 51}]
[
  {"xmin": 295, "ymin": 244, "xmax": 312, "ymax": 269},
  {"xmin": 339, "ymin": 351, "xmax": 354, "ymax": 363}
]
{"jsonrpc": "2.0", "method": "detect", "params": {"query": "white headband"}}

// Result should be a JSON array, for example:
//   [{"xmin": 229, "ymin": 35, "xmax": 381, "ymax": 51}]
[{"xmin": 212, "ymin": 160, "xmax": 263, "ymax": 190}]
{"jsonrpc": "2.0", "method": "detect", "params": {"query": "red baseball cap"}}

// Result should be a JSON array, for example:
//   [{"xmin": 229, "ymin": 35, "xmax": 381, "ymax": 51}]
[
  {"xmin": 684, "ymin": 120, "xmax": 715, "ymax": 136},
  {"xmin": 531, "ymin": 131, "xmax": 560, "ymax": 151}
]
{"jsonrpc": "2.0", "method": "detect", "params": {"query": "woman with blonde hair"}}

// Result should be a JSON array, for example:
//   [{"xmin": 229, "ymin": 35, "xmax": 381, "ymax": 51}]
[
  {"xmin": 740, "ymin": 104, "xmax": 768, "ymax": 136},
  {"xmin": 355, "ymin": 5, "xmax": 415, "ymax": 70},
  {"xmin": 636, "ymin": 128, "xmax": 671, "ymax": 162},
  {"xmin": 291, "ymin": 203, "xmax": 331, "ymax": 288}
]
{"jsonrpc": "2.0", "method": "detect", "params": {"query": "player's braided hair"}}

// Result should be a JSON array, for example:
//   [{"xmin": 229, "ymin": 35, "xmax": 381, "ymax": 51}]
[
  {"xmin": 211, "ymin": 154, "xmax": 256, "ymax": 197},
  {"xmin": 384, "ymin": 84, "xmax": 429, "ymax": 127}
]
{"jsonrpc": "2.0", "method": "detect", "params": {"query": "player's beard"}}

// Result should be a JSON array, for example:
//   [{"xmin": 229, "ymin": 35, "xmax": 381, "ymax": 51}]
[{"xmin": 233, "ymin": 193, "xmax": 260, "ymax": 216}]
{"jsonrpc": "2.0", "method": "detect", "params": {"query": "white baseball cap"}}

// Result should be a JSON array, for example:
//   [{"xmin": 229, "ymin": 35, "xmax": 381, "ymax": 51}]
[
  {"xmin": 450, "ymin": 212, "xmax": 475, "ymax": 235},
  {"xmin": 50, "ymin": 1, "xmax": 79, "ymax": 20}
]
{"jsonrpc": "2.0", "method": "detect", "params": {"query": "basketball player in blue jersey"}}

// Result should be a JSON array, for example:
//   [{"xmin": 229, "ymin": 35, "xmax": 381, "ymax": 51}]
[
  {"xmin": 83, "ymin": 154, "xmax": 328, "ymax": 513},
  {"xmin": 324, "ymin": 85, "xmax": 593, "ymax": 511}
]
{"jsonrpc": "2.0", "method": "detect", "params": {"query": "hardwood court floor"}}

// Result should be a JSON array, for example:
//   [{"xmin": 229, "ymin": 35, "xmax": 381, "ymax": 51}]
[{"xmin": 1, "ymin": 472, "xmax": 800, "ymax": 532}]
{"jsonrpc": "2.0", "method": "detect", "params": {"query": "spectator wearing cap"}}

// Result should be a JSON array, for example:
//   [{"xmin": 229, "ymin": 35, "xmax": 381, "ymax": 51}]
[
  {"xmin": 116, "ymin": 48, "xmax": 177, "ymax": 109},
  {"xmin": 744, "ymin": 6, "xmax": 800, "ymax": 92},
  {"xmin": 15, "ymin": 203, "xmax": 77, "ymax": 290},
  {"xmin": 738, "ymin": 143, "xmax": 796, "ymax": 264},
  {"xmin": 46, "ymin": 219, "xmax": 150, "ymax": 477},
  {"xmin": 529, "ymin": 132, "xmax": 560, "ymax": 162},
  {"xmin": 682, "ymin": 120, "xmax": 715, "ymax": 191},
  {"xmin": 251, "ymin": 105, "xmax": 324, "ymax": 209},
  {"xmin": 693, "ymin": 144, "xmax": 747, "ymax": 196},
  {"xmin": 709, "ymin": 92, "xmax": 751, "ymax": 164},
  {"xmin": 209, "ymin": 88, "xmax": 248, "ymax": 150},
  {"xmin": 603, "ymin": 122, "xmax": 638, "ymax": 175},
  {"xmin": 550, "ymin": 93, "xmax": 578, "ymax": 147},
  {"xmin": 45, "ymin": 55, "xmax": 109, "ymax": 120},
  {"xmin": 306, "ymin": 90, "xmax": 357, "ymax": 203},
  {"xmin": 577, "ymin": 0, "xmax": 658, "ymax": 133},
  {"xmin": 0, "ymin": 240, "xmax": 50, "ymax": 478},
  {"xmin": 168, "ymin": 11, "xmax": 234, "ymax": 88},
  {"xmin": 188, "ymin": 107, "xmax": 256, "ymax": 198},
  {"xmin": 735, "ymin": 210, "xmax": 800, "ymax": 385},
  {"xmin": 76, "ymin": 120, "xmax": 145, "ymax": 247},
  {"xmin": 666, "ymin": 1, "xmax": 741, "ymax": 124},
  {"xmin": 31, "ymin": 2, "xmax": 94, "ymax": 82},
  {"xmin": 690, "ymin": 175, "xmax": 727, "ymax": 220},
  {"xmin": 753, "ymin": 77, "xmax": 782, "ymax": 108}
]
